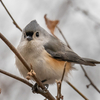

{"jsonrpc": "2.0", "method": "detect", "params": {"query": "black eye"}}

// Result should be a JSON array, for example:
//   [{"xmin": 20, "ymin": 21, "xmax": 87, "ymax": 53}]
[{"xmin": 36, "ymin": 32, "xmax": 39, "ymax": 37}]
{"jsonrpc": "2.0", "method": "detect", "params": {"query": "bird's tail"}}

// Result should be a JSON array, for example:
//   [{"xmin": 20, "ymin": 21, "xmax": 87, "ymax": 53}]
[{"xmin": 82, "ymin": 58, "xmax": 100, "ymax": 66}]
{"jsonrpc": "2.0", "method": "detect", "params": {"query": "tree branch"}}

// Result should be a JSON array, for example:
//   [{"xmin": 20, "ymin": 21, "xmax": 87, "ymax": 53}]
[
  {"xmin": 0, "ymin": 0, "xmax": 22, "ymax": 32},
  {"xmin": 61, "ymin": 62, "xmax": 67, "ymax": 82},
  {"xmin": 0, "ymin": 69, "xmax": 55, "ymax": 98},
  {"xmin": 56, "ymin": 26, "xmax": 70, "ymax": 49},
  {"xmin": 66, "ymin": 81, "xmax": 88, "ymax": 100},
  {"xmin": 56, "ymin": 62, "xmax": 67, "ymax": 100},
  {"xmin": 0, "ymin": 69, "xmax": 33, "ymax": 87},
  {"xmin": 81, "ymin": 65, "xmax": 100, "ymax": 93},
  {"xmin": 0, "ymin": 33, "xmax": 55, "ymax": 100}
]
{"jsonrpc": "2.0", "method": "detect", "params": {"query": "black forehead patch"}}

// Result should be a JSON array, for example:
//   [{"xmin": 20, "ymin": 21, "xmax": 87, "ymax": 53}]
[{"xmin": 26, "ymin": 31, "xmax": 34, "ymax": 37}]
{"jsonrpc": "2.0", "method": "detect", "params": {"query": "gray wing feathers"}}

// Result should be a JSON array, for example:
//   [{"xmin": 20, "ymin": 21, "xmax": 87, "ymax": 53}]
[
  {"xmin": 46, "ymin": 49, "xmax": 97, "ymax": 66},
  {"xmin": 82, "ymin": 58, "xmax": 100, "ymax": 65},
  {"xmin": 44, "ymin": 36, "xmax": 100, "ymax": 66}
]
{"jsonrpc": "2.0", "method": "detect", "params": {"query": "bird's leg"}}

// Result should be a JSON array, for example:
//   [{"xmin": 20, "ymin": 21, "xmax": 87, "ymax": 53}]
[{"xmin": 32, "ymin": 79, "xmax": 49, "ymax": 93}]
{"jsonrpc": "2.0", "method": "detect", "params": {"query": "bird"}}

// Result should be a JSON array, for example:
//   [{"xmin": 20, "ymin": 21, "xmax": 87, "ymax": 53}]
[{"xmin": 15, "ymin": 20, "xmax": 100, "ymax": 91}]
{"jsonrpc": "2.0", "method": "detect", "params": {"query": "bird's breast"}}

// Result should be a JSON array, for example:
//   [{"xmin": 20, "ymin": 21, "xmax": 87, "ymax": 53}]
[{"xmin": 16, "ymin": 41, "xmax": 72, "ymax": 84}]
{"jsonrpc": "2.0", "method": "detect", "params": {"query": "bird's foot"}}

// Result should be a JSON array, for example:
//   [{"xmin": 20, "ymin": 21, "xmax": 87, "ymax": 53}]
[{"xmin": 32, "ymin": 83, "xmax": 49, "ymax": 94}]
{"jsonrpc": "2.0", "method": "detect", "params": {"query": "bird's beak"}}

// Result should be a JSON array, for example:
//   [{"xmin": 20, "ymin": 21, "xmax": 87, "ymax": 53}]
[{"xmin": 26, "ymin": 36, "xmax": 33, "ymax": 41}]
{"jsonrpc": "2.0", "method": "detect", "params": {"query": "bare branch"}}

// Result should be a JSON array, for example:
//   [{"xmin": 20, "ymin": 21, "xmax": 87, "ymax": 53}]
[
  {"xmin": 56, "ymin": 80, "xmax": 63, "ymax": 100},
  {"xmin": 56, "ymin": 62, "xmax": 67, "ymax": 100},
  {"xmin": 66, "ymin": 81, "xmax": 89, "ymax": 100},
  {"xmin": 0, "ymin": 69, "xmax": 55, "ymax": 99},
  {"xmin": 0, "ymin": 0, "xmax": 22, "ymax": 32},
  {"xmin": 81, "ymin": 65, "xmax": 100, "ymax": 93},
  {"xmin": 56, "ymin": 26, "xmax": 71, "ymax": 49},
  {"xmin": 0, "ymin": 33, "xmax": 55, "ymax": 100},
  {"xmin": 61, "ymin": 62, "xmax": 67, "ymax": 82},
  {"xmin": 0, "ymin": 69, "xmax": 33, "ymax": 87},
  {"xmin": 57, "ymin": 26, "xmax": 100, "ymax": 93}
]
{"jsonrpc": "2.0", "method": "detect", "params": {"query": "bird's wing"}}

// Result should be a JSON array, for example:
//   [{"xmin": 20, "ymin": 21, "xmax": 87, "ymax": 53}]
[{"xmin": 44, "ymin": 37, "xmax": 96, "ymax": 66}]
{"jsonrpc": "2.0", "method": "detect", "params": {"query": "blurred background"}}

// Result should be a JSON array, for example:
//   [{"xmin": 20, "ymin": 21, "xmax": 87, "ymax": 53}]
[{"xmin": 0, "ymin": 0, "xmax": 100, "ymax": 100}]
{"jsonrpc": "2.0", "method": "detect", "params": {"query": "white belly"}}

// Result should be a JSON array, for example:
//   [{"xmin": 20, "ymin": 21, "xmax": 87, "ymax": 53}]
[{"xmin": 15, "ymin": 41, "xmax": 72, "ymax": 84}]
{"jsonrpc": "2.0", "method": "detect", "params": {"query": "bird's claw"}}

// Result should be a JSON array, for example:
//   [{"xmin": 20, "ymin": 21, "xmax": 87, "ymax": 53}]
[{"xmin": 32, "ymin": 83, "xmax": 49, "ymax": 94}]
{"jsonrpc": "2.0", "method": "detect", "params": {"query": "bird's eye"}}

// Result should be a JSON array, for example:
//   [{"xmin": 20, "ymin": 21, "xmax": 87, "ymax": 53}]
[{"xmin": 36, "ymin": 32, "xmax": 39, "ymax": 37}]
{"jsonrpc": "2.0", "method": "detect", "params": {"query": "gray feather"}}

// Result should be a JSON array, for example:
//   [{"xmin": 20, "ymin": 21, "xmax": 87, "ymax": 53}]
[
  {"xmin": 24, "ymin": 20, "xmax": 39, "ymax": 32},
  {"xmin": 82, "ymin": 58, "xmax": 100, "ymax": 65},
  {"xmin": 44, "ymin": 36, "xmax": 100, "ymax": 66}
]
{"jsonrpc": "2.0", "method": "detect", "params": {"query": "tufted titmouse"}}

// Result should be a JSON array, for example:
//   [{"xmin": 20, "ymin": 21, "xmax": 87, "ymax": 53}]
[{"xmin": 15, "ymin": 20, "xmax": 100, "ymax": 85}]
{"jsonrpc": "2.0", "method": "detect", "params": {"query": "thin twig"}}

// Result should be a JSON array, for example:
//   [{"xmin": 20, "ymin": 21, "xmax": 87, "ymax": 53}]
[
  {"xmin": 61, "ymin": 62, "xmax": 67, "ymax": 82},
  {"xmin": 66, "ymin": 81, "xmax": 88, "ymax": 100},
  {"xmin": 56, "ymin": 81, "xmax": 63, "ymax": 100},
  {"xmin": 81, "ymin": 65, "xmax": 100, "ymax": 93},
  {"xmin": 0, "ymin": 69, "xmax": 33, "ymax": 87},
  {"xmin": 0, "ymin": 69, "xmax": 54, "ymax": 98},
  {"xmin": 0, "ymin": 33, "xmax": 55, "ymax": 100},
  {"xmin": 0, "ymin": 0, "xmax": 22, "ymax": 32},
  {"xmin": 56, "ymin": 26, "xmax": 71, "ymax": 49},
  {"xmin": 56, "ymin": 62, "xmax": 67, "ymax": 100},
  {"xmin": 56, "ymin": 26, "xmax": 100, "ymax": 93}
]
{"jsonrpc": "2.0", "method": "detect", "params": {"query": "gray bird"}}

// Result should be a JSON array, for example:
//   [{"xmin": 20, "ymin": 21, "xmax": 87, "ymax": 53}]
[{"xmin": 15, "ymin": 20, "xmax": 100, "ymax": 88}]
